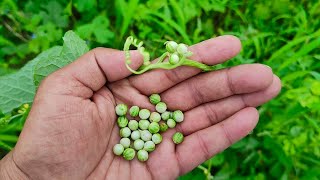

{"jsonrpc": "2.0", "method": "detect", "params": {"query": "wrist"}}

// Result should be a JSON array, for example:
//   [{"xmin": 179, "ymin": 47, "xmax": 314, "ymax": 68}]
[{"xmin": 0, "ymin": 151, "xmax": 29, "ymax": 180}]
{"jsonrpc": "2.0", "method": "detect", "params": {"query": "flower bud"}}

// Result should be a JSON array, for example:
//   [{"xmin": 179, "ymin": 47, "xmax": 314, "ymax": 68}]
[
  {"xmin": 176, "ymin": 43, "xmax": 188, "ymax": 55},
  {"xmin": 169, "ymin": 53, "xmax": 180, "ymax": 65},
  {"xmin": 165, "ymin": 41, "xmax": 178, "ymax": 53}
]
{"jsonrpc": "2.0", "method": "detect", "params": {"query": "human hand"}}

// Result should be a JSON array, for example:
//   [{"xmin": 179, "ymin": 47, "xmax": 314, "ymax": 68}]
[{"xmin": 0, "ymin": 35, "xmax": 281, "ymax": 180}]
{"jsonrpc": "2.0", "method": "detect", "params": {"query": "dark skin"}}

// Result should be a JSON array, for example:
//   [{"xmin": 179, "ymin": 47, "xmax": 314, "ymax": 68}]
[{"xmin": 0, "ymin": 35, "xmax": 281, "ymax": 180}]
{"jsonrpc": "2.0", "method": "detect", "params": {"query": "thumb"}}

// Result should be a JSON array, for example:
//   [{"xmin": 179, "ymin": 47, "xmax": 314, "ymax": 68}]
[{"xmin": 38, "ymin": 48, "xmax": 142, "ymax": 98}]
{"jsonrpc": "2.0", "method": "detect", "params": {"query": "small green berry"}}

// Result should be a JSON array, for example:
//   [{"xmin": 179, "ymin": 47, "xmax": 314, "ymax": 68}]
[
  {"xmin": 169, "ymin": 53, "xmax": 180, "ymax": 65},
  {"xmin": 113, "ymin": 144, "xmax": 124, "ymax": 156},
  {"xmin": 129, "ymin": 106, "xmax": 140, "ymax": 117},
  {"xmin": 159, "ymin": 122, "xmax": 168, "ymax": 132},
  {"xmin": 149, "ymin": 94, "xmax": 161, "ymax": 105},
  {"xmin": 120, "ymin": 127, "xmax": 131, "ymax": 138},
  {"xmin": 144, "ymin": 141, "xmax": 155, "ymax": 152},
  {"xmin": 117, "ymin": 116, "xmax": 128, "ymax": 128},
  {"xmin": 137, "ymin": 149, "xmax": 149, "ymax": 162},
  {"xmin": 167, "ymin": 119, "xmax": 176, "ymax": 128},
  {"xmin": 140, "ymin": 130, "xmax": 152, "ymax": 141},
  {"xmin": 123, "ymin": 148, "xmax": 135, "ymax": 160},
  {"xmin": 120, "ymin": 138, "xmax": 131, "ymax": 148},
  {"xmin": 156, "ymin": 102, "xmax": 167, "ymax": 113},
  {"xmin": 131, "ymin": 130, "xmax": 141, "ymax": 140},
  {"xmin": 165, "ymin": 41, "xmax": 178, "ymax": 53},
  {"xmin": 152, "ymin": 133, "xmax": 162, "ymax": 144},
  {"xmin": 139, "ymin": 109, "xmax": 151, "ymax": 119},
  {"xmin": 172, "ymin": 132, "xmax": 184, "ymax": 144},
  {"xmin": 148, "ymin": 122, "xmax": 160, "ymax": 134},
  {"xmin": 161, "ymin": 111, "xmax": 172, "ymax": 121},
  {"xmin": 176, "ymin": 43, "xmax": 188, "ymax": 55},
  {"xmin": 133, "ymin": 139, "xmax": 145, "ymax": 150},
  {"xmin": 139, "ymin": 120, "xmax": 150, "ymax": 130},
  {"xmin": 128, "ymin": 120, "xmax": 139, "ymax": 130},
  {"xmin": 173, "ymin": 110, "xmax": 184, "ymax": 123},
  {"xmin": 150, "ymin": 112, "xmax": 161, "ymax": 122},
  {"xmin": 115, "ymin": 104, "xmax": 128, "ymax": 116}
]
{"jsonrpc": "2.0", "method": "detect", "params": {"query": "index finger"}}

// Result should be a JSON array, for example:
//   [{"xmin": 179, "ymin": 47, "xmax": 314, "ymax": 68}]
[{"xmin": 129, "ymin": 35, "xmax": 242, "ymax": 95}]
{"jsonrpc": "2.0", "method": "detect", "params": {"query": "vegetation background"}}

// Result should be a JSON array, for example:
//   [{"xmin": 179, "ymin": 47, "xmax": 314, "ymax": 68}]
[{"xmin": 0, "ymin": 0, "xmax": 319, "ymax": 179}]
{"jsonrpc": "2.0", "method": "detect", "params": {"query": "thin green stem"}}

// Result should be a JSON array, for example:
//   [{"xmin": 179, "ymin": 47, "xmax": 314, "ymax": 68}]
[
  {"xmin": 183, "ymin": 59, "xmax": 216, "ymax": 71},
  {"xmin": 156, "ymin": 52, "xmax": 169, "ymax": 63}
]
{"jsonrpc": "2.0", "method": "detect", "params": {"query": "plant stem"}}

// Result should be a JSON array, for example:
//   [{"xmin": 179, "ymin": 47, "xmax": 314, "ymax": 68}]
[{"xmin": 183, "ymin": 59, "xmax": 216, "ymax": 71}]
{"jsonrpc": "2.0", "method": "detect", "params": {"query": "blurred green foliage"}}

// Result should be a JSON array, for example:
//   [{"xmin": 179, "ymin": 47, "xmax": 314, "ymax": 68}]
[{"xmin": 0, "ymin": 0, "xmax": 320, "ymax": 179}]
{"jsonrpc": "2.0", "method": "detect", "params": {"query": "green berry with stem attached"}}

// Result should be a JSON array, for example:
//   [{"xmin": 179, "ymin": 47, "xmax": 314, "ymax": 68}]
[
  {"xmin": 144, "ymin": 141, "xmax": 155, "ymax": 152},
  {"xmin": 152, "ymin": 133, "xmax": 162, "ymax": 144},
  {"xmin": 167, "ymin": 119, "xmax": 176, "ymax": 128},
  {"xmin": 140, "ymin": 130, "xmax": 152, "ymax": 141},
  {"xmin": 115, "ymin": 104, "xmax": 128, "ymax": 116},
  {"xmin": 120, "ymin": 127, "xmax": 131, "ymax": 138},
  {"xmin": 148, "ymin": 122, "xmax": 160, "ymax": 134},
  {"xmin": 113, "ymin": 144, "xmax": 124, "ymax": 156},
  {"xmin": 123, "ymin": 36, "xmax": 216, "ymax": 75},
  {"xmin": 172, "ymin": 132, "xmax": 184, "ymax": 144},
  {"xmin": 149, "ymin": 94, "xmax": 161, "ymax": 105},
  {"xmin": 133, "ymin": 139, "xmax": 145, "ymax": 150},
  {"xmin": 137, "ymin": 149, "xmax": 149, "ymax": 162},
  {"xmin": 139, "ymin": 109, "xmax": 151, "ymax": 119},
  {"xmin": 165, "ymin": 41, "xmax": 178, "ymax": 53},
  {"xmin": 139, "ymin": 120, "xmax": 150, "ymax": 130},
  {"xmin": 128, "ymin": 120, "xmax": 139, "ymax": 130},
  {"xmin": 169, "ymin": 53, "xmax": 180, "ymax": 65},
  {"xmin": 176, "ymin": 43, "xmax": 188, "ymax": 55},
  {"xmin": 173, "ymin": 110, "xmax": 184, "ymax": 123},
  {"xmin": 131, "ymin": 130, "xmax": 141, "ymax": 140},
  {"xmin": 161, "ymin": 111, "xmax": 171, "ymax": 121},
  {"xmin": 156, "ymin": 102, "xmax": 167, "ymax": 113},
  {"xmin": 123, "ymin": 148, "xmax": 136, "ymax": 160},
  {"xmin": 150, "ymin": 112, "xmax": 161, "ymax": 122},
  {"xmin": 129, "ymin": 106, "xmax": 140, "ymax": 117},
  {"xmin": 159, "ymin": 122, "xmax": 168, "ymax": 132},
  {"xmin": 117, "ymin": 116, "xmax": 128, "ymax": 128},
  {"xmin": 120, "ymin": 138, "xmax": 131, "ymax": 148}
]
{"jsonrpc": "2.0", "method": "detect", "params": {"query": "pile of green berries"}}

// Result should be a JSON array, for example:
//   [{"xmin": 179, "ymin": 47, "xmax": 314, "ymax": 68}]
[{"xmin": 113, "ymin": 94, "xmax": 185, "ymax": 162}]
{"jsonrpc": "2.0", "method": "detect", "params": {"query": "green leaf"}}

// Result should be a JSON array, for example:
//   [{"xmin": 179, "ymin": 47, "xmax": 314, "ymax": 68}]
[
  {"xmin": 73, "ymin": 0, "xmax": 97, "ymax": 13},
  {"xmin": 0, "ymin": 31, "xmax": 88, "ymax": 114},
  {"xmin": 34, "ymin": 31, "xmax": 89, "ymax": 86},
  {"xmin": 179, "ymin": 168, "xmax": 206, "ymax": 180},
  {"xmin": 0, "ymin": 46, "xmax": 62, "ymax": 113}
]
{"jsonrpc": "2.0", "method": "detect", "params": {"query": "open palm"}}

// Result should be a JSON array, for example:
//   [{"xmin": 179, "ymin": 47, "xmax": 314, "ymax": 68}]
[{"xmin": 6, "ymin": 36, "xmax": 280, "ymax": 180}]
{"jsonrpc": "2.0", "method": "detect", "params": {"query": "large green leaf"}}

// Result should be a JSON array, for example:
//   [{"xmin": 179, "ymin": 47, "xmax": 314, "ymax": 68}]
[
  {"xmin": 33, "ymin": 31, "xmax": 89, "ymax": 86},
  {"xmin": 0, "ymin": 46, "xmax": 62, "ymax": 113},
  {"xmin": 0, "ymin": 31, "xmax": 88, "ymax": 114}
]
